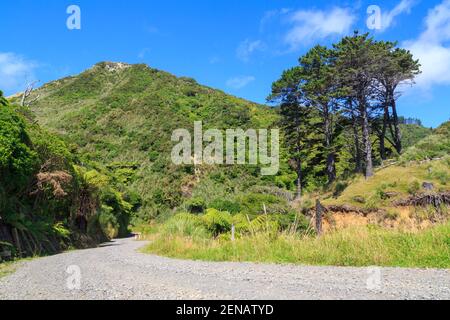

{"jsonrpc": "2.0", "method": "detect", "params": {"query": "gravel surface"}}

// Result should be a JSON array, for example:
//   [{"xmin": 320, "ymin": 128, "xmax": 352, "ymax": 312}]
[{"xmin": 0, "ymin": 237, "xmax": 449, "ymax": 300}]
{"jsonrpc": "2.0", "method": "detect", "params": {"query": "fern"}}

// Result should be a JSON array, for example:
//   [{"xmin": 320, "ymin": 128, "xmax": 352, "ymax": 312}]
[{"xmin": 201, "ymin": 209, "xmax": 232, "ymax": 236}]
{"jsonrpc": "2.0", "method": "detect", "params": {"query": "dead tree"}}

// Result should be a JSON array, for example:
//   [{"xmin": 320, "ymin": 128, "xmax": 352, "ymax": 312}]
[{"xmin": 21, "ymin": 81, "xmax": 40, "ymax": 107}]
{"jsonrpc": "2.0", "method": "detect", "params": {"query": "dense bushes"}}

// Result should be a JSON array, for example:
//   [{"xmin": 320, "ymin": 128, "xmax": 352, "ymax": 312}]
[
  {"xmin": 161, "ymin": 191, "xmax": 310, "ymax": 240},
  {"xmin": 0, "ymin": 93, "xmax": 135, "ymax": 259},
  {"xmin": 74, "ymin": 166, "xmax": 133, "ymax": 238},
  {"xmin": 0, "ymin": 105, "xmax": 37, "ymax": 181}
]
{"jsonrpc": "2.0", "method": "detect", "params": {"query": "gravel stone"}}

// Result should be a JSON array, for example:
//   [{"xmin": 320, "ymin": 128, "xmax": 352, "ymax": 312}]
[{"xmin": 0, "ymin": 238, "xmax": 448, "ymax": 300}]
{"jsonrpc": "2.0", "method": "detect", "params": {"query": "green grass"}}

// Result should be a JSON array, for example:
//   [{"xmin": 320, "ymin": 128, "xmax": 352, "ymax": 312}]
[
  {"xmin": 324, "ymin": 157, "xmax": 450, "ymax": 209},
  {"xmin": 0, "ymin": 260, "xmax": 22, "ymax": 278},
  {"xmin": 143, "ymin": 222, "xmax": 450, "ymax": 268}
]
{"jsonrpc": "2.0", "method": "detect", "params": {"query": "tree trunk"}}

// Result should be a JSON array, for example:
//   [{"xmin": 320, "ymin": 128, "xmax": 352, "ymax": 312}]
[
  {"xmin": 324, "ymin": 110, "xmax": 336, "ymax": 184},
  {"xmin": 380, "ymin": 104, "xmax": 389, "ymax": 161},
  {"xmin": 390, "ymin": 94, "xmax": 402, "ymax": 154},
  {"xmin": 327, "ymin": 153, "xmax": 336, "ymax": 184},
  {"xmin": 351, "ymin": 112, "xmax": 363, "ymax": 173},
  {"xmin": 295, "ymin": 157, "xmax": 302, "ymax": 200},
  {"xmin": 360, "ymin": 100, "xmax": 374, "ymax": 178}
]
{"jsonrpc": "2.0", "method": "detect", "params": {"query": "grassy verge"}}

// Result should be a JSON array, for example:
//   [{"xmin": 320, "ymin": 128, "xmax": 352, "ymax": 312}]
[
  {"xmin": 142, "ymin": 222, "xmax": 450, "ymax": 268},
  {"xmin": 0, "ymin": 261, "xmax": 21, "ymax": 278}
]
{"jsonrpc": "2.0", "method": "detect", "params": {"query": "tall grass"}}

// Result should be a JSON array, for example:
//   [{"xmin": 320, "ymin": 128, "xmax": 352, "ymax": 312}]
[{"xmin": 143, "ymin": 222, "xmax": 450, "ymax": 268}]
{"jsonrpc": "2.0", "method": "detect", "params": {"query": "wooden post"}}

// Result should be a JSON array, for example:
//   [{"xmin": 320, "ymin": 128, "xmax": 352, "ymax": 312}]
[
  {"xmin": 315, "ymin": 199, "xmax": 323, "ymax": 236},
  {"xmin": 231, "ymin": 224, "xmax": 235, "ymax": 242}
]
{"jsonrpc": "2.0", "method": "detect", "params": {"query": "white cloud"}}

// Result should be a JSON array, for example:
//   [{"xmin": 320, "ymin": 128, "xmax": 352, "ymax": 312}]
[
  {"xmin": 226, "ymin": 76, "xmax": 255, "ymax": 89},
  {"xmin": 236, "ymin": 39, "xmax": 266, "ymax": 62},
  {"xmin": 404, "ymin": 0, "xmax": 450, "ymax": 89},
  {"xmin": 0, "ymin": 52, "xmax": 37, "ymax": 94},
  {"xmin": 284, "ymin": 7, "xmax": 356, "ymax": 50},
  {"xmin": 381, "ymin": 0, "xmax": 416, "ymax": 31}
]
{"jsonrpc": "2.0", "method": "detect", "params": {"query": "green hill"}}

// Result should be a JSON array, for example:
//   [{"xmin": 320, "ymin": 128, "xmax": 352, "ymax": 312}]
[
  {"xmin": 25, "ymin": 62, "xmax": 280, "ymax": 222},
  {"xmin": 400, "ymin": 121, "xmax": 450, "ymax": 162}
]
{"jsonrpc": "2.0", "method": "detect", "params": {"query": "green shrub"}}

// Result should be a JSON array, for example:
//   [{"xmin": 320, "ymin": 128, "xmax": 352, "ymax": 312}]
[
  {"xmin": 163, "ymin": 213, "xmax": 209, "ymax": 238},
  {"xmin": 274, "ymin": 212, "xmax": 310, "ymax": 232},
  {"xmin": 238, "ymin": 192, "xmax": 290, "ymax": 216},
  {"xmin": 407, "ymin": 180, "xmax": 421, "ymax": 195},
  {"xmin": 333, "ymin": 181, "xmax": 348, "ymax": 197},
  {"xmin": 364, "ymin": 192, "xmax": 383, "ymax": 211},
  {"xmin": 232, "ymin": 213, "xmax": 251, "ymax": 233},
  {"xmin": 0, "ymin": 105, "xmax": 37, "ymax": 180},
  {"xmin": 98, "ymin": 205, "xmax": 120, "ymax": 239},
  {"xmin": 209, "ymin": 198, "xmax": 241, "ymax": 214},
  {"xmin": 201, "ymin": 209, "xmax": 232, "ymax": 236},
  {"xmin": 186, "ymin": 197, "xmax": 207, "ymax": 214}
]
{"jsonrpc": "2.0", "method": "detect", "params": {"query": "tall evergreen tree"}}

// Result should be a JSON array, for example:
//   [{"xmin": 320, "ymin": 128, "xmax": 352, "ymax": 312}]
[
  {"xmin": 300, "ymin": 45, "xmax": 341, "ymax": 184},
  {"xmin": 334, "ymin": 32, "xmax": 379, "ymax": 178},
  {"xmin": 269, "ymin": 67, "xmax": 311, "ymax": 198},
  {"xmin": 374, "ymin": 44, "xmax": 421, "ymax": 155}
]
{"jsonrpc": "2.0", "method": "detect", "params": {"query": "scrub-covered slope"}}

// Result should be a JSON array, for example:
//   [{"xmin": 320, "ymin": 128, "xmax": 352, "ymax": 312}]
[{"xmin": 27, "ymin": 62, "xmax": 279, "ymax": 221}]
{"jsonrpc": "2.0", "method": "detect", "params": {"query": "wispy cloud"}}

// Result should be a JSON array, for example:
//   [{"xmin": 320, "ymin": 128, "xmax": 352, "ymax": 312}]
[
  {"xmin": 226, "ymin": 76, "xmax": 255, "ymax": 89},
  {"xmin": 284, "ymin": 7, "xmax": 356, "ymax": 50},
  {"xmin": 381, "ymin": 0, "xmax": 416, "ymax": 31},
  {"xmin": 144, "ymin": 25, "xmax": 159, "ymax": 34},
  {"xmin": 209, "ymin": 56, "xmax": 222, "ymax": 64},
  {"xmin": 236, "ymin": 39, "xmax": 266, "ymax": 62},
  {"xmin": 404, "ymin": 0, "xmax": 450, "ymax": 89},
  {"xmin": 259, "ymin": 8, "xmax": 291, "ymax": 32},
  {"xmin": 0, "ymin": 52, "xmax": 37, "ymax": 94},
  {"xmin": 138, "ymin": 48, "xmax": 151, "ymax": 59}
]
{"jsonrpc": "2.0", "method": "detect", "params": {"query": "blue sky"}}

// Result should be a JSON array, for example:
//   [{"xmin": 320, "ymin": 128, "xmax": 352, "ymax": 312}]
[{"xmin": 1, "ymin": 0, "xmax": 450, "ymax": 127}]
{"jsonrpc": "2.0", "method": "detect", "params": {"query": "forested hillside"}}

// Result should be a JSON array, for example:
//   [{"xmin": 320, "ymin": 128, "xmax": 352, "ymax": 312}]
[
  {"xmin": 20, "ymin": 62, "xmax": 283, "ymax": 223},
  {"xmin": 0, "ymin": 90, "xmax": 133, "ymax": 260}
]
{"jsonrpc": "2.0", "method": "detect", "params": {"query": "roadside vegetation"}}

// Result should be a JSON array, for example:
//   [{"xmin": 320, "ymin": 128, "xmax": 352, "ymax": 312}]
[
  {"xmin": 141, "ymin": 122, "xmax": 449, "ymax": 268},
  {"xmin": 2, "ymin": 31, "xmax": 449, "ymax": 268},
  {"xmin": 0, "ymin": 260, "xmax": 19, "ymax": 278},
  {"xmin": 142, "ymin": 221, "xmax": 450, "ymax": 268},
  {"xmin": 0, "ymin": 90, "xmax": 135, "ymax": 260}
]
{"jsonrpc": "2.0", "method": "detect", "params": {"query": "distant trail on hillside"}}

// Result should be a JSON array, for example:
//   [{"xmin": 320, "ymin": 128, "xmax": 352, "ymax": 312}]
[{"xmin": 0, "ymin": 238, "xmax": 448, "ymax": 300}]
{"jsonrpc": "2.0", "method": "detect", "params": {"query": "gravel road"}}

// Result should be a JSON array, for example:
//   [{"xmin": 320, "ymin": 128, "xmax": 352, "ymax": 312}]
[{"xmin": 0, "ymin": 237, "xmax": 448, "ymax": 300}]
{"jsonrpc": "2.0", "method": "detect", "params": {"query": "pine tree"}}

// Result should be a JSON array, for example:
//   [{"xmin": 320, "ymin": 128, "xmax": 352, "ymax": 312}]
[{"xmin": 334, "ymin": 32, "xmax": 379, "ymax": 178}]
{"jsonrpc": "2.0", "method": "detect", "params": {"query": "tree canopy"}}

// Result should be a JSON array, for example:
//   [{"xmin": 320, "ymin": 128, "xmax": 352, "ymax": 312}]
[{"xmin": 270, "ymin": 32, "xmax": 421, "ymax": 194}]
